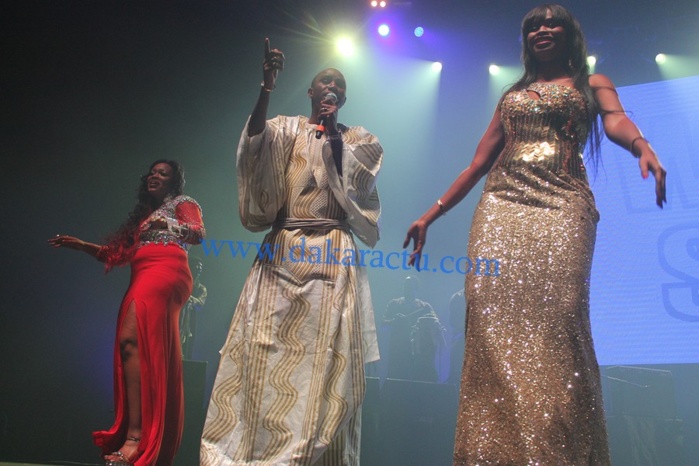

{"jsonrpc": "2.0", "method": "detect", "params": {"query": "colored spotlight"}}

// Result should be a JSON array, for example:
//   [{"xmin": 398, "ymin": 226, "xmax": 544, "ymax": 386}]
[
  {"xmin": 655, "ymin": 53, "xmax": 667, "ymax": 65},
  {"xmin": 489, "ymin": 64, "xmax": 501, "ymax": 76},
  {"xmin": 378, "ymin": 24, "xmax": 390, "ymax": 37},
  {"xmin": 370, "ymin": 0, "xmax": 387, "ymax": 7},
  {"xmin": 432, "ymin": 62, "xmax": 442, "ymax": 72},
  {"xmin": 336, "ymin": 38, "xmax": 355, "ymax": 57},
  {"xmin": 414, "ymin": 27, "xmax": 424, "ymax": 38}
]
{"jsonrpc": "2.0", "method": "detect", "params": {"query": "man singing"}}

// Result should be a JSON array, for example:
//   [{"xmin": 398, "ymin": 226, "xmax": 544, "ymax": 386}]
[{"xmin": 201, "ymin": 38, "xmax": 383, "ymax": 466}]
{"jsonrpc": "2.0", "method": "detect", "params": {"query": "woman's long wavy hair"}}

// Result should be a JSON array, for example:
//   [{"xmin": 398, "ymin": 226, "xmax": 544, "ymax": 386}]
[
  {"xmin": 506, "ymin": 4, "xmax": 603, "ymax": 172},
  {"xmin": 103, "ymin": 159, "xmax": 185, "ymax": 269}
]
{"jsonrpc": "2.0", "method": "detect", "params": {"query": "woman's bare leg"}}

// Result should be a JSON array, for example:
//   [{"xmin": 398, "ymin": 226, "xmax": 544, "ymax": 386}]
[{"xmin": 105, "ymin": 300, "xmax": 142, "ymax": 462}]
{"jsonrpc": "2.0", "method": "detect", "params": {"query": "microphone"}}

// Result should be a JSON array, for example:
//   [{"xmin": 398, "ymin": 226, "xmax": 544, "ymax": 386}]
[{"xmin": 315, "ymin": 92, "xmax": 338, "ymax": 139}]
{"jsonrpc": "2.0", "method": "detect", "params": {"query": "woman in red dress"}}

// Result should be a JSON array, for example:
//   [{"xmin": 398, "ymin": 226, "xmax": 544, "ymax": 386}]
[{"xmin": 49, "ymin": 159, "xmax": 205, "ymax": 466}]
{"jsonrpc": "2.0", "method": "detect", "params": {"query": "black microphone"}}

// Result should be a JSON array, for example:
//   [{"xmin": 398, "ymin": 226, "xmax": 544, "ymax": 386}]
[{"xmin": 315, "ymin": 92, "xmax": 338, "ymax": 139}]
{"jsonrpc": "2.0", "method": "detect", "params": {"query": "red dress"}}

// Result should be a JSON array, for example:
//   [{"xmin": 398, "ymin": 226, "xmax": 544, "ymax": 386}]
[{"xmin": 93, "ymin": 195, "xmax": 205, "ymax": 466}]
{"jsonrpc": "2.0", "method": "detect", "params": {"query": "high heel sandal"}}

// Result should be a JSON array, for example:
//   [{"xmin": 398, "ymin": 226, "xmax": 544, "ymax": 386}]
[{"xmin": 105, "ymin": 436, "xmax": 141, "ymax": 466}]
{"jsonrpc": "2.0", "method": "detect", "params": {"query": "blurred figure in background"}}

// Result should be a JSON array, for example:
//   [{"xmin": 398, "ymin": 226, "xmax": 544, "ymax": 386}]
[
  {"xmin": 180, "ymin": 255, "xmax": 207, "ymax": 359},
  {"xmin": 383, "ymin": 276, "xmax": 442, "ymax": 382},
  {"xmin": 446, "ymin": 288, "xmax": 466, "ymax": 385}
]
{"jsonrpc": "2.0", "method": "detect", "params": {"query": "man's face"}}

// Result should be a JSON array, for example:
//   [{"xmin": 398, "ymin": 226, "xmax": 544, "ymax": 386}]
[{"xmin": 308, "ymin": 68, "xmax": 347, "ymax": 108}]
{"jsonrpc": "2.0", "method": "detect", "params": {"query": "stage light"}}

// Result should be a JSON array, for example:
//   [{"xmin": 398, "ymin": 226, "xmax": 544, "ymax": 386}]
[
  {"xmin": 378, "ymin": 24, "xmax": 390, "ymax": 37},
  {"xmin": 370, "ymin": 0, "xmax": 387, "ymax": 7},
  {"xmin": 488, "ymin": 64, "xmax": 521, "ymax": 104},
  {"xmin": 432, "ymin": 62, "xmax": 442, "ymax": 72},
  {"xmin": 414, "ymin": 27, "xmax": 424, "ymax": 38},
  {"xmin": 586, "ymin": 55, "xmax": 597, "ymax": 72},
  {"xmin": 336, "ymin": 37, "xmax": 355, "ymax": 57},
  {"xmin": 653, "ymin": 53, "xmax": 699, "ymax": 79}
]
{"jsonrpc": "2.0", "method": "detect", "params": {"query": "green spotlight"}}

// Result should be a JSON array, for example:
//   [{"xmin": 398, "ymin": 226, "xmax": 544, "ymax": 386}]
[
  {"xmin": 432, "ymin": 62, "xmax": 442, "ymax": 72},
  {"xmin": 336, "ymin": 37, "xmax": 355, "ymax": 57},
  {"xmin": 655, "ymin": 54, "xmax": 699, "ymax": 80},
  {"xmin": 488, "ymin": 64, "xmax": 521, "ymax": 106}
]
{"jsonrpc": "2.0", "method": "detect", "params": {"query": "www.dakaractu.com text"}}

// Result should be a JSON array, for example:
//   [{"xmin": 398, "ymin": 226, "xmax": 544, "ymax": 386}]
[{"xmin": 201, "ymin": 238, "xmax": 501, "ymax": 276}]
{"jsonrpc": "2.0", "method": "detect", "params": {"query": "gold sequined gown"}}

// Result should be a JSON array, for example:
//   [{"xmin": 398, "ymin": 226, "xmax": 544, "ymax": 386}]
[{"xmin": 454, "ymin": 82, "xmax": 610, "ymax": 465}]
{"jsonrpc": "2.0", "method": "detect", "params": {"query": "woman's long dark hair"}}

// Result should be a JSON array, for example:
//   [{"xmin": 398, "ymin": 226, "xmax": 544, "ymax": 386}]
[
  {"xmin": 103, "ymin": 159, "xmax": 185, "ymax": 269},
  {"xmin": 507, "ymin": 4, "xmax": 602, "ymax": 172}
]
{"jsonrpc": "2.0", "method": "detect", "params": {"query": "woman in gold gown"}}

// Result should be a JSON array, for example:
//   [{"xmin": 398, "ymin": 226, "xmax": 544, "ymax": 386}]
[{"xmin": 404, "ymin": 4, "xmax": 666, "ymax": 465}]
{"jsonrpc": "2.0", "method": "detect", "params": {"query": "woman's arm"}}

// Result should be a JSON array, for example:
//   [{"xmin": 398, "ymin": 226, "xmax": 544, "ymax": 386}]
[
  {"xmin": 48, "ymin": 235, "xmax": 105, "ymax": 258},
  {"xmin": 590, "ymin": 73, "xmax": 667, "ymax": 207},
  {"xmin": 404, "ymin": 108, "xmax": 506, "ymax": 267},
  {"xmin": 172, "ymin": 200, "xmax": 205, "ymax": 245}
]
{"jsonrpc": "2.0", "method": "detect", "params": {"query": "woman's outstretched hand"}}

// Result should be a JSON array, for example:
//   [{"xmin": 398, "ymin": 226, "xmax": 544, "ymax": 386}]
[
  {"xmin": 403, "ymin": 220, "xmax": 428, "ymax": 270},
  {"xmin": 638, "ymin": 149, "xmax": 667, "ymax": 208},
  {"xmin": 48, "ymin": 234, "xmax": 86, "ymax": 251},
  {"xmin": 49, "ymin": 234, "xmax": 103, "ymax": 257}
]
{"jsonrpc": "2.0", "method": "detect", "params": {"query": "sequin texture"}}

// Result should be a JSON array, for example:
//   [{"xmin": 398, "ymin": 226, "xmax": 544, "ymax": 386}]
[
  {"xmin": 138, "ymin": 194, "xmax": 205, "ymax": 251},
  {"xmin": 454, "ymin": 83, "xmax": 610, "ymax": 465}
]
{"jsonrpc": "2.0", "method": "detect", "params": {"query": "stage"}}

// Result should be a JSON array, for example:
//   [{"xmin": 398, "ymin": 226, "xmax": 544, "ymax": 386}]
[
  {"xmin": 2, "ymin": 1, "xmax": 698, "ymax": 466},
  {"xmin": 2, "ymin": 364, "xmax": 697, "ymax": 465}
]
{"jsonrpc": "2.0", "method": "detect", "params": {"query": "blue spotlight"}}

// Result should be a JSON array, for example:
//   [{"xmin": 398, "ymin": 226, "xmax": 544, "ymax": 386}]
[
  {"xmin": 377, "ymin": 24, "xmax": 390, "ymax": 37},
  {"xmin": 414, "ymin": 27, "xmax": 424, "ymax": 38}
]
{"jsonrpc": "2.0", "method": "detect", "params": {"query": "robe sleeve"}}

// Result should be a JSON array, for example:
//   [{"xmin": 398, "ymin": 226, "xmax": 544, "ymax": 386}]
[
  {"xmin": 236, "ymin": 115, "xmax": 297, "ymax": 231},
  {"xmin": 322, "ymin": 125, "xmax": 383, "ymax": 247}
]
